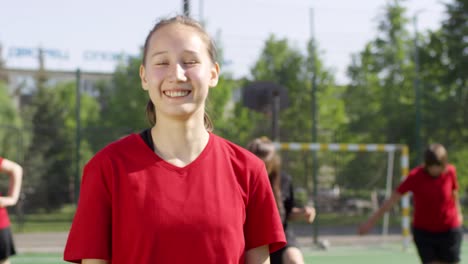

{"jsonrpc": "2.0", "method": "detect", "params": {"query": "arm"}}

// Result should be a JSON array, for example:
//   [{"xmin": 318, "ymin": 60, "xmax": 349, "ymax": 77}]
[
  {"xmin": 452, "ymin": 167, "xmax": 463, "ymax": 224},
  {"xmin": 245, "ymin": 245, "xmax": 270, "ymax": 264},
  {"xmin": 283, "ymin": 174, "xmax": 316, "ymax": 223},
  {"xmin": 453, "ymin": 190, "xmax": 463, "ymax": 224},
  {"xmin": 358, "ymin": 191, "xmax": 402, "ymax": 235},
  {"xmin": 64, "ymin": 155, "xmax": 112, "ymax": 263},
  {"xmin": 0, "ymin": 158, "xmax": 23, "ymax": 207},
  {"xmin": 288, "ymin": 206, "xmax": 316, "ymax": 223},
  {"xmin": 83, "ymin": 260, "xmax": 108, "ymax": 264}
]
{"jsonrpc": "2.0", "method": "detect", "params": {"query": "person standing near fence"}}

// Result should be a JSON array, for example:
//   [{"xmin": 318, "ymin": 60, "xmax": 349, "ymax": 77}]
[
  {"xmin": 359, "ymin": 143, "xmax": 463, "ymax": 264},
  {"xmin": 64, "ymin": 15, "xmax": 286, "ymax": 264},
  {"xmin": 0, "ymin": 157, "xmax": 23, "ymax": 264},
  {"xmin": 247, "ymin": 137, "xmax": 316, "ymax": 264}
]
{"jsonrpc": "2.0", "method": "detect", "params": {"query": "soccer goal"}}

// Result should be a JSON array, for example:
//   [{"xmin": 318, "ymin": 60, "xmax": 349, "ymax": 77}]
[{"xmin": 274, "ymin": 142, "xmax": 410, "ymax": 249}]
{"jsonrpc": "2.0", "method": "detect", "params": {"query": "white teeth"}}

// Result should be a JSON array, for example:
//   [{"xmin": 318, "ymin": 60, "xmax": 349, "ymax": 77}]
[{"xmin": 164, "ymin": 90, "xmax": 190, "ymax": 97}]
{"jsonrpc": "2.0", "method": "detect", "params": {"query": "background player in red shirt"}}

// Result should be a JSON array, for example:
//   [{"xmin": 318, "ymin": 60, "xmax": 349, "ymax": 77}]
[
  {"xmin": 0, "ymin": 157, "xmax": 23, "ymax": 264},
  {"xmin": 247, "ymin": 137, "xmax": 316, "ymax": 264},
  {"xmin": 64, "ymin": 15, "xmax": 286, "ymax": 264},
  {"xmin": 359, "ymin": 143, "xmax": 463, "ymax": 264}
]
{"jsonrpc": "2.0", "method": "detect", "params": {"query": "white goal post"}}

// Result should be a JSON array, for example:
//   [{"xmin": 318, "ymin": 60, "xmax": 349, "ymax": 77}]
[{"xmin": 274, "ymin": 142, "xmax": 410, "ymax": 249}]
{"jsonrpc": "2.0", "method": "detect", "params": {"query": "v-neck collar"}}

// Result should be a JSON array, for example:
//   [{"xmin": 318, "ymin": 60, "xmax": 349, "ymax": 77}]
[{"xmin": 135, "ymin": 130, "xmax": 213, "ymax": 172}]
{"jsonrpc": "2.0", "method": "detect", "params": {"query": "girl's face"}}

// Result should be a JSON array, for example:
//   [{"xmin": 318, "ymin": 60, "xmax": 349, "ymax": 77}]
[
  {"xmin": 426, "ymin": 165, "xmax": 445, "ymax": 177},
  {"xmin": 140, "ymin": 23, "xmax": 219, "ymax": 122}
]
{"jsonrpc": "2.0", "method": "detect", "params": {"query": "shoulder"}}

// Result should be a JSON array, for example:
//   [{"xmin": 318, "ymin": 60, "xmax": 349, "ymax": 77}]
[
  {"xmin": 445, "ymin": 164, "xmax": 457, "ymax": 178},
  {"xmin": 446, "ymin": 164, "xmax": 456, "ymax": 173},
  {"xmin": 402, "ymin": 166, "xmax": 425, "ymax": 184},
  {"xmin": 85, "ymin": 133, "xmax": 143, "ymax": 169},
  {"xmin": 104, "ymin": 133, "xmax": 141, "ymax": 153},
  {"xmin": 409, "ymin": 165, "xmax": 425, "ymax": 177},
  {"xmin": 81, "ymin": 134, "xmax": 148, "ymax": 187},
  {"xmin": 210, "ymin": 134, "xmax": 267, "ymax": 194},
  {"xmin": 211, "ymin": 134, "xmax": 265, "ymax": 169}
]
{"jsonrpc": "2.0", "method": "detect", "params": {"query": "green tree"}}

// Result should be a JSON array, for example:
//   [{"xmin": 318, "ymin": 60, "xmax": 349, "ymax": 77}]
[
  {"xmin": 440, "ymin": 0, "xmax": 468, "ymax": 194},
  {"xmin": 418, "ymin": 0, "xmax": 468, "ymax": 192},
  {"xmin": 305, "ymin": 40, "xmax": 348, "ymax": 143},
  {"xmin": 346, "ymin": 1, "xmax": 414, "ymax": 143},
  {"xmin": 54, "ymin": 82, "xmax": 101, "ymax": 202},
  {"xmin": 250, "ymin": 36, "xmax": 347, "ymax": 142},
  {"xmin": 419, "ymin": 0, "xmax": 467, "ymax": 144},
  {"xmin": 0, "ymin": 81, "xmax": 22, "ymax": 193},
  {"xmin": 204, "ymin": 35, "xmax": 254, "ymax": 144},
  {"xmin": 249, "ymin": 35, "xmax": 348, "ymax": 189},
  {"xmin": 23, "ymin": 80, "xmax": 100, "ymax": 211},
  {"xmin": 100, "ymin": 57, "xmax": 149, "ymax": 131},
  {"xmin": 23, "ymin": 86, "xmax": 67, "ymax": 211},
  {"xmin": 0, "ymin": 81, "xmax": 21, "ymax": 159},
  {"xmin": 210, "ymin": 77, "xmax": 264, "ymax": 146},
  {"xmin": 342, "ymin": 0, "xmax": 415, "ymax": 188},
  {"xmin": 251, "ymin": 36, "xmax": 308, "ymax": 141},
  {"xmin": 207, "ymin": 75, "xmax": 247, "ymax": 141}
]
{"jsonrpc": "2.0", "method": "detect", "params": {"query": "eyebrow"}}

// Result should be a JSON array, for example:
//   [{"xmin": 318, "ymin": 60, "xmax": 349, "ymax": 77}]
[
  {"xmin": 150, "ymin": 51, "xmax": 168, "ymax": 58},
  {"xmin": 150, "ymin": 50, "xmax": 200, "ymax": 58}
]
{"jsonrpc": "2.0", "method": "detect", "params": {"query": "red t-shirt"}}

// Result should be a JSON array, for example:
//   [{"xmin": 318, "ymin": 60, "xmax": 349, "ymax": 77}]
[
  {"xmin": 0, "ymin": 157, "xmax": 11, "ymax": 229},
  {"xmin": 64, "ymin": 133, "xmax": 286, "ymax": 263},
  {"xmin": 397, "ymin": 164, "xmax": 460, "ymax": 232}
]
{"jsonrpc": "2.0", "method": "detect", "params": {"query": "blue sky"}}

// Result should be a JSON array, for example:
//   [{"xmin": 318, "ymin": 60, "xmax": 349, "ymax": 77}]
[{"xmin": 0, "ymin": 0, "xmax": 448, "ymax": 84}]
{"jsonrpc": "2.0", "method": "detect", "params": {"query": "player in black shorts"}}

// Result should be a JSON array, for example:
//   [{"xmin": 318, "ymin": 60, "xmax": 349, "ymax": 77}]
[{"xmin": 247, "ymin": 137, "xmax": 316, "ymax": 264}]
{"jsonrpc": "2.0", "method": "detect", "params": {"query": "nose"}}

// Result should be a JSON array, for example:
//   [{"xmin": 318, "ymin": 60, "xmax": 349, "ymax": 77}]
[{"xmin": 167, "ymin": 63, "xmax": 187, "ymax": 82}]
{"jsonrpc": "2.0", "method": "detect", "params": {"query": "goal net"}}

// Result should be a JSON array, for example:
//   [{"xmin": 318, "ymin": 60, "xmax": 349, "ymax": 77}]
[{"xmin": 276, "ymin": 142, "xmax": 410, "ymax": 249}]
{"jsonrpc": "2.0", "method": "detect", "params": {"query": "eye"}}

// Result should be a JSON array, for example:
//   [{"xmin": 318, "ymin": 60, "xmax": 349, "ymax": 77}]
[
  {"xmin": 183, "ymin": 60, "xmax": 198, "ymax": 65},
  {"xmin": 154, "ymin": 61, "xmax": 169, "ymax": 66}
]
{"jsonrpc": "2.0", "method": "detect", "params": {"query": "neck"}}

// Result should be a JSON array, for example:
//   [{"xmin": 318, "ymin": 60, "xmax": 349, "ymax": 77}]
[{"xmin": 151, "ymin": 113, "xmax": 209, "ymax": 166}]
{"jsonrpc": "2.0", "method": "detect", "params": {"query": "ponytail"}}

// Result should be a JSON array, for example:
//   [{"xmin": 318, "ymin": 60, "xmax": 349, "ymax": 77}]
[{"xmin": 146, "ymin": 100, "xmax": 157, "ymax": 126}]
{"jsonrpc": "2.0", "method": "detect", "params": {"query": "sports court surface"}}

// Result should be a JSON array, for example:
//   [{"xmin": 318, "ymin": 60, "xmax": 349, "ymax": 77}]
[
  {"xmin": 10, "ymin": 242, "xmax": 468, "ymax": 264},
  {"xmin": 11, "ymin": 234, "xmax": 468, "ymax": 264}
]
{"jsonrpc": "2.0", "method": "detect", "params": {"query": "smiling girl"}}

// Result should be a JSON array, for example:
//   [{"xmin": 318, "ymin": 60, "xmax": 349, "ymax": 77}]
[{"xmin": 63, "ymin": 15, "xmax": 285, "ymax": 264}]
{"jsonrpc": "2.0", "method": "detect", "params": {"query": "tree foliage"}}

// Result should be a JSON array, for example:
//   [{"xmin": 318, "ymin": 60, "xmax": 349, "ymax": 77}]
[
  {"xmin": 23, "ymin": 81, "xmax": 100, "ymax": 211},
  {"xmin": 419, "ymin": 0, "xmax": 468, "ymax": 191},
  {"xmin": 0, "ymin": 81, "xmax": 21, "ymax": 160}
]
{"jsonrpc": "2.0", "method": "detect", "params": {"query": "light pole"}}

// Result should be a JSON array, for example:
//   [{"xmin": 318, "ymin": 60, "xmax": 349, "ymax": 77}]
[
  {"xmin": 199, "ymin": 0, "xmax": 204, "ymax": 23},
  {"xmin": 310, "ymin": 7, "xmax": 319, "ymax": 245},
  {"xmin": 183, "ymin": 0, "xmax": 190, "ymax": 16},
  {"xmin": 75, "ymin": 68, "xmax": 81, "ymax": 204},
  {"xmin": 413, "ymin": 10, "xmax": 424, "ymax": 163},
  {"xmin": 272, "ymin": 90, "xmax": 280, "ymax": 142}
]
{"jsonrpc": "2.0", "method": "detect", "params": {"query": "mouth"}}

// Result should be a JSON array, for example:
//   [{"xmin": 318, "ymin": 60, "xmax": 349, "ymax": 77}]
[{"xmin": 163, "ymin": 90, "xmax": 191, "ymax": 98}]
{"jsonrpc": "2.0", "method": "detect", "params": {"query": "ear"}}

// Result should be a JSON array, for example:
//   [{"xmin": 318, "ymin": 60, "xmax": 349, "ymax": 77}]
[
  {"xmin": 140, "ymin": 65, "xmax": 149, "ymax": 91},
  {"xmin": 208, "ymin": 62, "xmax": 220, "ymax": 88}
]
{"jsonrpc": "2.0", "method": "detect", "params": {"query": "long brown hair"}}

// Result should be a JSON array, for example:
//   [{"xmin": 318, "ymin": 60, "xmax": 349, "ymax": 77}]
[
  {"xmin": 246, "ymin": 137, "xmax": 285, "ymax": 220},
  {"xmin": 142, "ymin": 15, "xmax": 216, "ymax": 131}
]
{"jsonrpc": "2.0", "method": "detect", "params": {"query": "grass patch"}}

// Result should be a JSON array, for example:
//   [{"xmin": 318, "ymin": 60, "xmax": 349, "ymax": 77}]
[
  {"xmin": 9, "ymin": 205, "xmax": 75, "ymax": 233},
  {"xmin": 304, "ymin": 212, "xmax": 402, "ymax": 227},
  {"xmin": 303, "ymin": 242, "xmax": 468, "ymax": 264},
  {"xmin": 11, "ymin": 253, "xmax": 65, "ymax": 264}
]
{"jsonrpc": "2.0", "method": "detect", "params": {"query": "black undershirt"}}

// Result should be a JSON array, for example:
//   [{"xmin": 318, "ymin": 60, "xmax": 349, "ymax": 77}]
[{"xmin": 139, "ymin": 129, "xmax": 154, "ymax": 151}]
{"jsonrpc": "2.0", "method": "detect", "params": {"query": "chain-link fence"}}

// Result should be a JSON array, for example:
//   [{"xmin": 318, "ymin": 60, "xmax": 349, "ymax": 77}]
[{"xmin": 0, "ymin": 124, "xmax": 134, "ymax": 231}]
